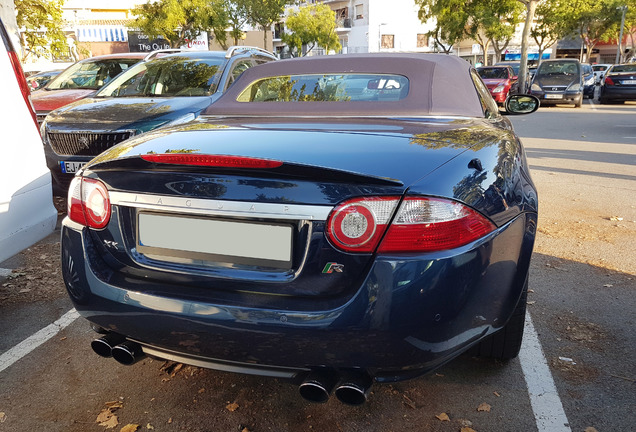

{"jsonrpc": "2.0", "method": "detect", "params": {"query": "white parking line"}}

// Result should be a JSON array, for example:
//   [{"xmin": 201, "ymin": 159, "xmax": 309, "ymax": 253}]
[
  {"xmin": 520, "ymin": 314, "xmax": 572, "ymax": 432},
  {"xmin": 0, "ymin": 308, "xmax": 79, "ymax": 374}
]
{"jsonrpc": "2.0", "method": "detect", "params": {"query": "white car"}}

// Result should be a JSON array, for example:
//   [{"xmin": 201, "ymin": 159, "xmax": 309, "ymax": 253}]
[
  {"xmin": 592, "ymin": 63, "xmax": 613, "ymax": 84},
  {"xmin": 0, "ymin": 18, "xmax": 57, "ymax": 263}
]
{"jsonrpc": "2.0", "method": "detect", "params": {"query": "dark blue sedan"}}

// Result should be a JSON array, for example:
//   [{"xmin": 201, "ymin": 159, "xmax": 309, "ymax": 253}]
[{"xmin": 61, "ymin": 54, "xmax": 539, "ymax": 405}]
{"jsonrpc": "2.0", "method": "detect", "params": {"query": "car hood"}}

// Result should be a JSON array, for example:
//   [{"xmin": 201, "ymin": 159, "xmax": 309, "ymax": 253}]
[
  {"xmin": 45, "ymin": 96, "xmax": 216, "ymax": 132},
  {"xmin": 31, "ymin": 88, "xmax": 95, "ymax": 112},
  {"xmin": 533, "ymin": 75, "xmax": 577, "ymax": 87},
  {"xmin": 88, "ymin": 116, "xmax": 510, "ymax": 189},
  {"xmin": 481, "ymin": 78, "xmax": 508, "ymax": 87}
]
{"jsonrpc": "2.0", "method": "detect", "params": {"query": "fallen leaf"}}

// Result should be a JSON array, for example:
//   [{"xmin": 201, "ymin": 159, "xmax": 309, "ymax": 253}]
[
  {"xmin": 527, "ymin": 301, "xmax": 536, "ymax": 305},
  {"xmin": 477, "ymin": 402, "xmax": 491, "ymax": 412},
  {"xmin": 96, "ymin": 409, "xmax": 115, "ymax": 424},
  {"xmin": 493, "ymin": 391, "xmax": 501, "ymax": 397},
  {"xmin": 120, "ymin": 425, "xmax": 140, "ymax": 432},
  {"xmin": 459, "ymin": 419, "xmax": 473, "ymax": 427},
  {"xmin": 584, "ymin": 427, "xmax": 599, "ymax": 432},
  {"xmin": 435, "ymin": 413, "xmax": 450, "ymax": 421},
  {"xmin": 167, "ymin": 418, "xmax": 172, "ymax": 424},
  {"xmin": 105, "ymin": 401, "xmax": 124, "ymax": 409},
  {"xmin": 100, "ymin": 415, "xmax": 119, "ymax": 429},
  {"xmin": 603, "ymin": 284, "xmax": 613, "ymax": 288},
  {"xmin": 461, "ymin": 428, "xmax": 477, "ymax": 432},
  {"xmin": 226, "ymin": 402, "xmax": 239, "ymax": 412},
  {"xmin": 198, "ymin": 388, "xmax": 205, "ymax": 394},
  {"xmin": 146, "ymin": 424, "xmax": 154, "ymax": 430},
  {"xmin": 241, "ymin": 428, "xmax": 250, "ymax": 432},
  {"xmin": 403, "ymin": 394, "xmax": 416, "ymax": 409},
  {"xmin": 0, "ymin": 412, "xmax": 6, "ymax": 423},
  {"xmin": 609, "ymin": 216, "xmax": 623, "ymax": 221},
  {"xmin": 59, "ymin": 336, "xmax": 67, "ymax": 341}
]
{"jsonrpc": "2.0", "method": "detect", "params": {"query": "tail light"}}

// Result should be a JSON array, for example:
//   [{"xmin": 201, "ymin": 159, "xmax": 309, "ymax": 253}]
[
  {"xmin": 326, "ymin": 196, "xmax": 495, "ymax": 254},
  {"xmin": 67, "ymin": 177, "xmax": 111, "ymax": 229},
  {"xmin": 4, "ymin": 31, "xmax": 38, "ymax": 130},
  {"xmin": 141, "ymin": 154, "xmax": 283, "ymax": 169},
  {"xmin": 604, "ymin": 77, "xmax": 615, "ymax": 86}
]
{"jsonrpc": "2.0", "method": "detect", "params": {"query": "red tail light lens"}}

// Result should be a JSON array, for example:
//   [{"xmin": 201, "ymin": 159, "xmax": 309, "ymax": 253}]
[
  {"xmin": 326, "ymin": 197, "xmax": 400, "ymax": 253},
  {"xmin": 7, "ymin": 46, "xmax": 38, "ymax": 130},
  {"xmin": 67, "ymin": 177, "xmax": 111, "ymax": 229},
  {"xmin": 141, "ymin": 154, "xmax": 283, "ymax": 168},
  {"xmin": 378, "ymin": 197, "xmax": 495, "ymax": 253},
  {"xmin": 604, "ymin": 77, "xmax": 615, "ymax": 86},
  {"xmin": 326, "ymin": 196, "xmax": 496, "ymax": 254}
]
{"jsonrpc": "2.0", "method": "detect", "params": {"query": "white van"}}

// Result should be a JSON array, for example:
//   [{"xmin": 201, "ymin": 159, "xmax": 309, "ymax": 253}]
[{"xmin": 0, "ymin": 18, "xmax": 57, "ymax": 263}]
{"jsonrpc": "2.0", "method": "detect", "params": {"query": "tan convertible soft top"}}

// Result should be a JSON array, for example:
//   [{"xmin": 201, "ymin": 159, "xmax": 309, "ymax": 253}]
[{"xmin": 203, "ymin": 53, "xmax": 486, "ymax": 118}]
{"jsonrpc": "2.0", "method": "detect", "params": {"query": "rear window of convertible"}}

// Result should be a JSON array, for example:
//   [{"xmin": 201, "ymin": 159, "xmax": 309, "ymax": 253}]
[{"xmin": 236, "ymin": 74, "xmax": 410, "ymax": 102}]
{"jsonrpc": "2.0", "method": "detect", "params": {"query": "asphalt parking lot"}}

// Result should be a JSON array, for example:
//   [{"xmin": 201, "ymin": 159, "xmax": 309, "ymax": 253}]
[{"xmin": 1, "ymin": 100, "xmax": 635, "ymax": 432}]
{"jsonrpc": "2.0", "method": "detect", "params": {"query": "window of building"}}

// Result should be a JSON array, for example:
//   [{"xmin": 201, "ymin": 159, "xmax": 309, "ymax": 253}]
[
  {"xmin": 417, "ymin": 34, "xmax": 428, "ymax": 48},
  {"xmin": 355, "ymin": 4, "xmax": 364, "ymax": 20},
  {"xmin": 381, "ymin": 35, "xmax": 394, "ymax": 49}
]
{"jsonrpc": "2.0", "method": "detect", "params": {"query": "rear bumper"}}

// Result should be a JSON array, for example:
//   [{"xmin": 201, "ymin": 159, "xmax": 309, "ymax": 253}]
[
  {"xmin": 61, "ymin": 212, "xmax": 536, "ymax": 382},
  {"xmin": 600, "ymin": 86, "xmax": 636, "ymax": 101}
]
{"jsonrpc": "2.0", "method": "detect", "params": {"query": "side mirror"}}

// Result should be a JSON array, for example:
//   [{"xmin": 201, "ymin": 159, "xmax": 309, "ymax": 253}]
[{"xmin": 504, "ymin": 94, "xmax": 540, "ymax": 115}]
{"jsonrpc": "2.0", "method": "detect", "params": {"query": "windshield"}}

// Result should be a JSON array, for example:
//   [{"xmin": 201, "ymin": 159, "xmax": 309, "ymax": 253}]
[
  {"xmin": 592, "ymin": 65, "xmax": 609, "ymax": 72},
  {"xmin": 46, "ymin": 58, "xmax": 139, "ymax": 90},
  {"xmin": 537, "ymin": 61, "xmax": 580, "ymax": 77},
  {"xmin": 237, "ymin": 74, "xmax": 409, "ymax": 102},
  {"xmin": 477, "ymin": 68, "xmax": 509, "ymax": 79},
  {"xmin": 611, "ymin": 64, "xmax": 636, "ymax": 73},
  {"xmin": 97, "ymin": 56, "xmax": 225, "ymax": 98}
]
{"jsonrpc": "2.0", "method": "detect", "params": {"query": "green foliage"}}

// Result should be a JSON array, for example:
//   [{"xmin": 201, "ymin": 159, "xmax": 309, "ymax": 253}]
[
  {"xmin": 282, "ymin": 4, "xmax": 341, "ymax": 55},
  {"xmin": 242, "ymin": 0, "xmax": 294, "ymax": 47},
  {"xmin": 133, "ymin": 0, "xmax": 228, "ymax": 49},
  {"xmin": 416, "ymin": 0, "xmax": 523, "ymax": 64},
  {"xmin": 15, "ymin": 0, "xmax": 68, "ymax": 62}
]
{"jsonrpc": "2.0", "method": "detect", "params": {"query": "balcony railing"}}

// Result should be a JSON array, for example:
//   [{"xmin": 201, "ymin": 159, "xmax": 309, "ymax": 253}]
[{"xmin": 335, "ymin": 18, "xmax": 352, "ymax": 29}]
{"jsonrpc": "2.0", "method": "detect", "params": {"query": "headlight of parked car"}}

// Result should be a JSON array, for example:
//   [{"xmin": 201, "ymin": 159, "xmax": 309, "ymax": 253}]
[
  {"xmin": 492, "ymin": 85, "xmax": 505, "ymax": 93},
  {"xmin": 567, "ymin": 83, "xmax": 582, "ymax": 91},
  {"xmin": 531, "ymin": 83, "xmax": 542, "ymax": 92}
]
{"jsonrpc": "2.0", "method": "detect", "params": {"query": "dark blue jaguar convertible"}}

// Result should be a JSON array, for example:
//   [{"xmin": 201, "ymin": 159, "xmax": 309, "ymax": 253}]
[{"xmin": 61, "ymin": 54, "xmax": 539, "ymax": 405}]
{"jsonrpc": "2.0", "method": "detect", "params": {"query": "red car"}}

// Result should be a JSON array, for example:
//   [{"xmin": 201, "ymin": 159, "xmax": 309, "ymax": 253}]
[
  {"xmin": 31, "ymin": 52, "xmax": 146, "ymax": 124},
  {"xmin": 477, "ymin": 66, "xmax": 518, "ymax": 104}
]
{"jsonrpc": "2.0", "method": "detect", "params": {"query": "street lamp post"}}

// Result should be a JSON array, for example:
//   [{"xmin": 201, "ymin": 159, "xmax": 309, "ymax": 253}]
[{"xmin": 615, "ymin": 6, "xmax": 628, "ymax": 64}]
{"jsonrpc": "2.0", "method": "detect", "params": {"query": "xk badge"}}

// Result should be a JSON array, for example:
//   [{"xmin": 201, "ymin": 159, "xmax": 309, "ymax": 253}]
[{"xmin": 322, "ymin": 262, "xmax": 344, "ymax": 274}]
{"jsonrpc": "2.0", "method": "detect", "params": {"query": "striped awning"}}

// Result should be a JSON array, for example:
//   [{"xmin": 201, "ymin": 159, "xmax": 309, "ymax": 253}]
[{"xmin": 76, "ymin": 27, "xmax": 128, "ymax": 42}]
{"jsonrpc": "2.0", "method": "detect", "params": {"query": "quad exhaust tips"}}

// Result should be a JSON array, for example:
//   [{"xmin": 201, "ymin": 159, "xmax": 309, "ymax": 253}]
[
  {"xmin": 299, "ymin": 369, "xmax": 373, "ymax": 405},
  {"xmin": 91, "ymin": 334, "xmax": 145, "ymax": 365}
]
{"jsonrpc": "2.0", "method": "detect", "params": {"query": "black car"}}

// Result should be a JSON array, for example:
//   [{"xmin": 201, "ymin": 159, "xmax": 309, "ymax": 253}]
[
  {"xmin": 41, "ymin": 47, "xmax": 277, "ymax": 195},
  {"xmin": 582, "ymin": 63, "xmax": 595, "ymax": 99},
  {"xmin": 599, "ymin": 63, "xmax": 636, "ymax": 104},
  {"xmin": 61, "ymin": 53, "xmax": 540, "ymax": 405},
  {"xmin": 529, "ymin": 58, "xmax": 584, "ymax": 107}
]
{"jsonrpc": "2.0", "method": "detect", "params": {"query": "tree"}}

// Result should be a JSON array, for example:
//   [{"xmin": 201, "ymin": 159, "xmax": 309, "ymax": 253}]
[
  {"xmin": 133, "ymin": 0, "xmax": 228, "ymax": 49},
  {"xmin": 530, "ymin": 0, "xmax": 570, "ymax": 65},
  {"xmin": 516, "ymin": 0, "xmax": 539, "ymax": 93},
  {"xmin": 15, "ymin": 0, "xmax": 68, "ymax": 62},
  {"xmin": 223, "ymin": 0, "xmax": 251, "ymax": 46},
  {"xmin": 282, "ymin": 4, "xmax": 341, "ymax": 56},
  {"xmin": 242, "ymin": 0, "xmax": 295, "ymax": 48},
  {"xmin": 416, "ymin": 0, "xmax": 522, "ymax": 65}
]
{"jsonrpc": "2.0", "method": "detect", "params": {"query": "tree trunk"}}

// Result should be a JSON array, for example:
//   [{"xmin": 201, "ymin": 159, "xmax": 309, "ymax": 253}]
[
  {"xmin": 262, "ymin": 25, "xmax": 269, "ymax": 49},
  {"xmin": 518, "ymin": 0, "xmax": 537, "ymax": 93}
]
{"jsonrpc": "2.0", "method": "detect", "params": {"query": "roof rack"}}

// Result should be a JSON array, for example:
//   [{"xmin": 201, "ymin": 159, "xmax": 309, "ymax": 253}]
[
  {"xmin": 144, "ymin": 49, "xmax": 183, "ymax": 61},
  {"xmin": 225, "ymin": 46, "xmax": 274, "ymax": 59}
]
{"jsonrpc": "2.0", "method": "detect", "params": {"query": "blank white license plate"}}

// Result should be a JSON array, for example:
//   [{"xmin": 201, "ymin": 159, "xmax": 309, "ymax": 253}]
[
  {"xmin": 137, "ymin": 213, "xmax": 292, "ymax": 266},
  {"xmin": 622, "ymin": 80, "xmax": 636, "ymax": 85},
  {"xmin": 60, "ymin": 161, "xmax": 86, "ymax": 173},
  {"xmin": 545, "ymin": 94, "xmax": 563, "ymax": 99}
]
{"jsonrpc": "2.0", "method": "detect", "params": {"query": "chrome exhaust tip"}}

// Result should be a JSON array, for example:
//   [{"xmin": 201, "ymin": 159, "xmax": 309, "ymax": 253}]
[
  {"xmin": 335, "ymin": 371, "xmax": 373, "ymax": 405},
  {"xmin": 90, "ymin": 333, "xmax": 126, "ymax": 358},
  {"xmin": 298, "ymin": 370, "xmax": 339, "ymax": 403},
  {"xmin": 111, "ymin": 341, "xmax": 145, "ymax": 365}
]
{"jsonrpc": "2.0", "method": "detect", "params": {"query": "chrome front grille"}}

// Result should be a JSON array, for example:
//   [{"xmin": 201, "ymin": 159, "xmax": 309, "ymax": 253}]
[
  {"xmin": 36, "ymin": 113, "xmax": 48, "ymax": 126},
  {"xmin": 47, "ymin": 130, "xmax": 135, "ymax": 156},
  {"xmin": 545, "ymin": 86, "xmax": 567, "ymax": 91}
]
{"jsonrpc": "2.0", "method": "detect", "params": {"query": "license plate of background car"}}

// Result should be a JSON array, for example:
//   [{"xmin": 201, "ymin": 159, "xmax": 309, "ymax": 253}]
[
  {"xmin": 622, "ymin": 80, "xmax": 636, "ymax": 85},
  {"xmin": 137, "ymin": 212, "xmax": 293, "ymax": 268},
  {"xmin": 60, "ymin": 161, "xmax": 86, "ymax": 173},
  {"xmin": 545, "ymin": 94, "xmax": 563, "ymax": 99}
]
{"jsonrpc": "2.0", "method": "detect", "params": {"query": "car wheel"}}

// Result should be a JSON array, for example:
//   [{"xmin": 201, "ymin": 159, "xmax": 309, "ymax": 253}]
[
  {"xmin": 574, "ymin": 96, "xmax": 582, "ymax": 108},
  {"xmin": 469, "ymin": 275, "xmax": 528, "ymax": 360}
]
